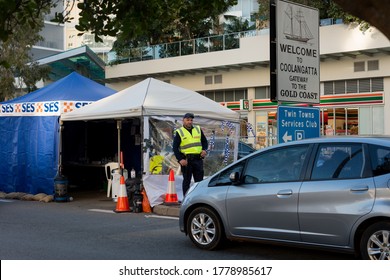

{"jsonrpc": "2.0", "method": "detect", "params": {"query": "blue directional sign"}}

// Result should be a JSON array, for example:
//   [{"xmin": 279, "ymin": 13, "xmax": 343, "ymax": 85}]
[{"xmin": 277, "ymin": 106, "xmax": 320, "ymax": 143}]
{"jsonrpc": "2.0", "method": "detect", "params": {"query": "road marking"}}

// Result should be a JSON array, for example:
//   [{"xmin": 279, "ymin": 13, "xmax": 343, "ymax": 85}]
[
  {"xmin": 0, "ymin": 199, "xmax": 13, "ymax": 203},
  {"xmin": 87, "ymin": 209, "xmax": 179, "ymax": 220},
  {"xmin": 88, "ymin": 209, "xmax": 116, "ymax": 214},
  {"xmin": 145, "ymin": 214, "xmax": 179, "ymax": 220}
]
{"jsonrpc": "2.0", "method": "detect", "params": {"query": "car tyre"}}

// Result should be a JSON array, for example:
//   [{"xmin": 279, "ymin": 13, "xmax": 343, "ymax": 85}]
[
  {"xmin": 187, "ymin": 207, "xmax": 224, "ymax": 250},
  {"xmin": 360, "ymin": 221, "xmax": 390, "ymax": 260}
]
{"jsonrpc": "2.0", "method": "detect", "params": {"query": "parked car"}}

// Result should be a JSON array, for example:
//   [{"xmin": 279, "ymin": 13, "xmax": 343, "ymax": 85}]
[
  {"xmin": 237, "ymin": 141, "xmax": 256, "ymax": 158},
  {"xmin": 208, "ymin": 139, "xmax": 255, "ymax": 159},
  {"xmin": 179, "ymin": 136, "xmax": 390, "ymax": 260}
]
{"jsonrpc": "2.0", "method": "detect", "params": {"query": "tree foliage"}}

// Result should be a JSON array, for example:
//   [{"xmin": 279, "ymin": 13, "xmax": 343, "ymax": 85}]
[
  {"xmin": 0, "ymin": 18, "xmax": 51, "ymax": 101},
  {"xmin": 332, "ymin": 0, "xmax": 390, "ymax": 39},
  {"xmin": 0, "ymin": 0, "xmax": 52, "ymax": 101},
  {"xmin": 223, "ymin": 17, "xmax": 256, "ymax": 34},
  {"xmin": 257, "ymin": 0, "xmax": 329, "ymax": 22},
  {"xmin": 256, "ymin": 0, "xmax": 369, "ymax": 30},
  {"xmin": 0, "ymin": 0, "xmax": 54, "ymax": 42},
  {"xmin": 74, "ymin": 0, "xmax": 237, "ymax": 44},
  {"xmin": 72, "ymin": 0, "xmax": 238, "ymax": 56}
]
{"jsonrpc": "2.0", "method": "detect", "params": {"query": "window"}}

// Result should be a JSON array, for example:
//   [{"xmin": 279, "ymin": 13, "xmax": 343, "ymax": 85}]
[
  {"xmin": 324, "ymin": 81, "xmax": 333, "ymax": 95},
  {"xmin": 311, "ymin": 144, "xmax": 364, "ymax": 180},
  {"xmin": 255, "ymin": 87, "xmax": 269, "ymax": 99},
  {"xmin": 204, "ymin": 92, "xmax": 214, "ymax": 100},
  {"xmin": 244, "ymin": 145, "xmax": 308, "ymax": 183},
  {"xmin": 225, "ymin": 90, "xmax": 234, "ymax": 101},
  {"xmin": 200, "ymin": 89, "xmax": 248, "ymax": 102},
  {"xmin": 205, "ymin": 76, "xmax": 213, "ymax": 85},
  {"xmin": 354, "ymin": 61, "xmax": 365, "ymax": 72},
  {"xmin": 369, "ymin": 145, "xmax": 390, "ymax": 176},
  {"xmin": 346, "ymin": 80, "xmax": 358, "ymax": 93},
  {"xmin": 334, "ymin": 80, "xmax": 346, "ymax": 94},
  {"xmin": 209, "ymin": 145, "xmax": 309, "ymax": 186},
  {"xmin": 214, "ymin": 92, "xmax": 224, "ymax": 102},
  {"xmin": 353, "ymin": 59, "xmax": 379, "ymax": 72},
  {"xmin": 235, "ymin": 89, "xmax": 245, "ymax": 100},
  {"xmin": 214, "ymin": 74, "xmax": 222, "ymax": 84},
  {"xmin": 209, "ymin": 161, "xmax": 246, "ymax": 187},
  {"xmin": 322, "ymin": 78, "xmax": 384, "ymax": 95},
  {"xmin": 367, "ymin": 60, "xmax": 379, "ymax": 71},
  {"xmin": 359, "ymin": 79, "xmax": 371, "ymax": 93},
  {"xmin": 371, "ymin": 78, "xmax": 384, "ymax": 92}
]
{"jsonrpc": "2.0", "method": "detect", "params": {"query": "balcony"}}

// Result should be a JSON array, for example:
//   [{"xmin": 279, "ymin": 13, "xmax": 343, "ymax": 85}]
[{"xmin": 109, "ymin": 30, "xmax": 262, "ymax": 64}]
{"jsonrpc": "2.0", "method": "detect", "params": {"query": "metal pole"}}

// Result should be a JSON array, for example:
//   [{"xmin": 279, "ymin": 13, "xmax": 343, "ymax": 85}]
[
  {"xmin": 117, "ymin": 120, "xmax": 122, "ymax": 175},
  {"xmin": 58, "ymin": 119, "xmax": 64, "ymax": 175}
]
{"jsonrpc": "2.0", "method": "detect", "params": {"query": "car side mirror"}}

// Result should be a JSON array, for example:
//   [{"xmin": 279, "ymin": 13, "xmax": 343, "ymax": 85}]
[{"xmin": 229, "ymin": 172, "xmax": 240, "ymax": 184}]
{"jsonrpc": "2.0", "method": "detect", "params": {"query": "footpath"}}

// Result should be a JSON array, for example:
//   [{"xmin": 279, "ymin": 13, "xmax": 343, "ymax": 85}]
[{"xmin": 0, "ymin": 189, "xmax": 180, "ymax": 217}]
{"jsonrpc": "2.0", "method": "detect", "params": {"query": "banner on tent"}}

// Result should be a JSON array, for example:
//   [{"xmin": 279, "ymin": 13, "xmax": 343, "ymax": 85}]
[{"xmin": 0, "ymin": 101, "xmax": 92, "ymax": 116}]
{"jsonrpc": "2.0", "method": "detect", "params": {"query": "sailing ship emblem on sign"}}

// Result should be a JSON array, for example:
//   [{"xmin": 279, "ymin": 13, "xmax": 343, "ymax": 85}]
[{"xmin": 284, "ymin": 5, "xmax": 313, "ymax": 43}]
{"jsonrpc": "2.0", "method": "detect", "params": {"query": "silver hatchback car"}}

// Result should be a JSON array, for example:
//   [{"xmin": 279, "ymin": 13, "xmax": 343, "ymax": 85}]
[{"xmin": 179, "ymin": 136, "xmax": 390, "ymax": 260}]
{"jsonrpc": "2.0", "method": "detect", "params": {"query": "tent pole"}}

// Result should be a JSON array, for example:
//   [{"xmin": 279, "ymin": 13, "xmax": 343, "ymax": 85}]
[
  {"xmin": 117, "ymin": 120, "xmax": 122, "ymax": 175},
  {"xmin": 143, "ymin": 116, "xmax": 150, "ymax": 176},
  {"xmin": 58, "ymin": 119, "xmax": 64, "ymax": 175}
]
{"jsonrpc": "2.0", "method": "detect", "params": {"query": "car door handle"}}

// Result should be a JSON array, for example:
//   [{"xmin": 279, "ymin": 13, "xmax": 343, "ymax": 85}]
[
  {"xmin": 350, "ymin": 186, "xmax": 369, "ymax": 192},
  {"xmin": 277, "ymin": 189, "xmax": 293, "ymax": 196}
]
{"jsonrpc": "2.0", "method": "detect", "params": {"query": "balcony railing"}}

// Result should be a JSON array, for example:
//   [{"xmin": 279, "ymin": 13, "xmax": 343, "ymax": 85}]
[
  {"xmin": 108, "ymin": 17, "xmax": 342, "ymax": 65},
  {"xmin": 34, "ymin": 40, "xmax": 60, "ymax": 49},
  {"xmin": 109, "ymin": 30, "xmax": 263, "ymax": 64}
]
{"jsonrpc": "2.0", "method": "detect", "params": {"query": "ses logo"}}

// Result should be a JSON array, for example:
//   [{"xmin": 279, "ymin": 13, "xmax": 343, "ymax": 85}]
[
  {"xmin": 75, "ymin": 102, "xmax": 91, "ymax": 108},
  {"xmin": 1, "ymin": 104, "xmax": 15, "ymax": 113},
  {"xmin": 1, "ymin": 101, "xmax": 91, "ymax": 114},
  {"xmin": 1, "ymin": 102, "xmax": 60, "ymax": 114}
]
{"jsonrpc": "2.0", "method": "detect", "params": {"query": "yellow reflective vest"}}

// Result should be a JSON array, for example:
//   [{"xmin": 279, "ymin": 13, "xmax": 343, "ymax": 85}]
[
  {"xmin": 176, "ymin": 125, "xmax": 202, "ymax": 155},
  {"xmin": 149, "ymin": 154, "xmax": 164, "ymax": 174}
]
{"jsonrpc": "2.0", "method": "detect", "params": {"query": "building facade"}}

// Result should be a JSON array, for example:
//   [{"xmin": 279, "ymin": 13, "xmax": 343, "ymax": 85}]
[
  {"xmin": 103, "ymin": 23, "xmax": 390, "ymax": 149},
  {"xmin": 31, "ymin": 2, "xmax": 66, "ymax": 60}
]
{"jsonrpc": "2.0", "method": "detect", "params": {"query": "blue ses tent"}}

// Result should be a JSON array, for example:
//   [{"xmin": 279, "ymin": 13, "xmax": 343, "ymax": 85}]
[{"xmin": 0, "ymin": 72, "xmax": 116, "ymax": 194}]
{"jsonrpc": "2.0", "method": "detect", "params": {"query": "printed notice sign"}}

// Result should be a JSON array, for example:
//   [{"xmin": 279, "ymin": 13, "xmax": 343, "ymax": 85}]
[
  {"xmin": 275, "ymin": 0, "xmax": 320, "ymax": 104},
  {"xmin": 277, "ymin": 106, "xmax": 320, "ymax": 143}
]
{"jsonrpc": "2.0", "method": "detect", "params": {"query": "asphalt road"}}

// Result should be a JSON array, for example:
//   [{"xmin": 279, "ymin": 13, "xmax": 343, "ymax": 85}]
[{"xmin": 0, "ymin": 190, "xmax": 356, "ymax": 260}]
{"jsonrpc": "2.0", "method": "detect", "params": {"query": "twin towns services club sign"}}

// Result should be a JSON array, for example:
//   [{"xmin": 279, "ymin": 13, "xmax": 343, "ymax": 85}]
[{"xmin": 0, "ymin": 101, "xmax": 92, "ymax": 116}]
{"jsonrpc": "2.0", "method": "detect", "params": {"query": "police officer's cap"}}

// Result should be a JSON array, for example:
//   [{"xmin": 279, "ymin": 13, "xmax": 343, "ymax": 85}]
[{"xmin": 183, "ymin": 113, "xmax": 194, "ymax": 119}]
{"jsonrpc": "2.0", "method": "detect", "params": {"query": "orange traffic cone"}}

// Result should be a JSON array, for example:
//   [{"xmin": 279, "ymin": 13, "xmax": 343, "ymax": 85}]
[
  {"xmin": 114, "ymin": 175, "xmax": 131, "ymax": 213},
  {"xmin": 164, "ymin": 169, "xmax": 179, "ymax": 205}
]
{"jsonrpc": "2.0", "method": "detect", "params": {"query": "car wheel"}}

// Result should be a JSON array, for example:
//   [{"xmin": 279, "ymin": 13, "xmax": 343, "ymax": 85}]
[
  {"xmin": 187, "ymin": 207, "xmax": 224, "ymax": 250},
  {"xmin": 360, "ymin": 221, "xmax": 390, "ymax": 260}
]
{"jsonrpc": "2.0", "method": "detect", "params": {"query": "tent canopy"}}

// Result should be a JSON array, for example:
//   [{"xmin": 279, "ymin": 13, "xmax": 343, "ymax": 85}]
[
  {"xmin": 0, "ymin": 72, "xmax": 116, "ymax": 194},
  {"xmin": 60, "ymin": 78, "xmax": 240, "ymax": 206},
  {"xmin": 61, "ymin": 78, "xmax": 240, "ymax": 122},
  {"xmin": 2, "ymin": 71, "xmax": 116, "ymax": 105}
]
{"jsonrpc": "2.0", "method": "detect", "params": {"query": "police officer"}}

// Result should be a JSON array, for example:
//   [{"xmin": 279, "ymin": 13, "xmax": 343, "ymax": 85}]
[{"xmin": 173, "ymin": 113, "xmax": 208, "ymax": 197}]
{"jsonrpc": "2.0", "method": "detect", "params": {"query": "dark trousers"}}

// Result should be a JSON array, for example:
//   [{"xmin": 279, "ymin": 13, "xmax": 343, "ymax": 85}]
[{"xmin": 181, "ymin": 158, "xmax": 204, "ymax": 196}]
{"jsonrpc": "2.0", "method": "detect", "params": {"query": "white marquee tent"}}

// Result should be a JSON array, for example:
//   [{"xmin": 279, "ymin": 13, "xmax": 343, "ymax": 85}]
[
  {"xmin": 61, "ymin": 78, "xmax": 240, "ymax": 122},
  {"xmin": 61, "ymin": 78, "xmax": 241, "ymax": 206}
]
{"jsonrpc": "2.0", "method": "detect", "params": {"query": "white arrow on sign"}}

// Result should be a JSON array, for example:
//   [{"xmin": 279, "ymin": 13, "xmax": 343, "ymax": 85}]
[{"xmin": 282, "ymin": 131, "xmax": 292, "ymax": 143}]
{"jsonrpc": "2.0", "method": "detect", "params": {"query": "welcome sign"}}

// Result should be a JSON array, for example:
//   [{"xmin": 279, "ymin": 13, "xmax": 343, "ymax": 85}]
[{"xmin": 270, "ymin": 0, "xmax": 320, "ymax": 104}]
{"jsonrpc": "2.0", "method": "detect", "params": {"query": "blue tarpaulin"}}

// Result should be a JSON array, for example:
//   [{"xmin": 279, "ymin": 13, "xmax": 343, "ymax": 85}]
[{"xmin": 0, "ymin": 72, "xmax": 116, "ymax": 194}]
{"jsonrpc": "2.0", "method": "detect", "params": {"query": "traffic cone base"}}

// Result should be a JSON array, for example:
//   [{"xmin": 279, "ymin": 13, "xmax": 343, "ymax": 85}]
[
  {"xmin": 114, "ymin": 175, "xmax": 131, "ymax": 213},
  {"xmin": 164, "ymin": 169, "xmax": 180, "ymax": 205}
]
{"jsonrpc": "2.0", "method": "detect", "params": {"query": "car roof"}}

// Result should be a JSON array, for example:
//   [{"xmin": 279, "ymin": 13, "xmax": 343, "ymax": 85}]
[
  {"xmin": 273, "ymin": 135, "xmax": 390, "ymax": 148},
  {"xmin": 245, "ymin": 135, "xmax": 390, "ymax": 156},
  {"xmin": 214, "ymin": 135, "xmax": 390, "ymax": 172}
]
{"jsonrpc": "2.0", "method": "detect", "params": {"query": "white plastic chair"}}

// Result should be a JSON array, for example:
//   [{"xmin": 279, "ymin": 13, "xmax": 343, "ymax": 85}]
[{"xmin": 105, "ymin": 162, "xmax": 119, "ymax": 198}]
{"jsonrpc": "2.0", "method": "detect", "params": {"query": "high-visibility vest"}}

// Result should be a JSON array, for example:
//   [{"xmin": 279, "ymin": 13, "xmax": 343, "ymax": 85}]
[
  {"xmin": 176, "ymin": 125, "xmax": 202, "ymax": 155},
  {"xmin": 149, "ymin": 154, "xmax": 164, "ymax": 174}
]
